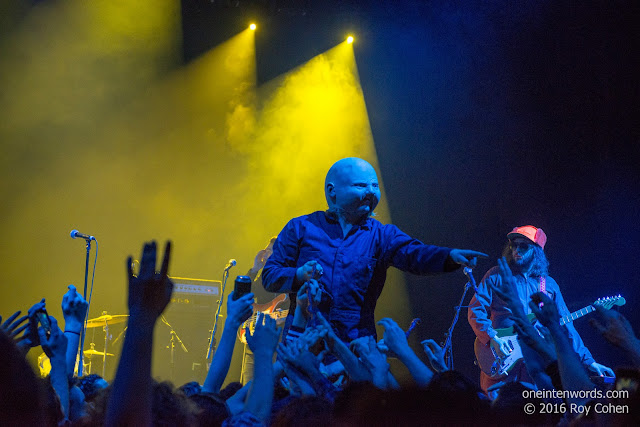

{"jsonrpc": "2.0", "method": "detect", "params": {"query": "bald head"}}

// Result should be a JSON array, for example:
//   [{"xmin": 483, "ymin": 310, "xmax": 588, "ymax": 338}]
[{"xmin": 325, "ymin": 157, "xmax": 380, "ymax": 221}]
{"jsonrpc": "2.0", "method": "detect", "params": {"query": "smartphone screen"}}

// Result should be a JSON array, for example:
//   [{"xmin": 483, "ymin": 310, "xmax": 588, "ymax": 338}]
[{"xmin": 35, "ymin": 308, "xmax": 52, "ymax": 338}]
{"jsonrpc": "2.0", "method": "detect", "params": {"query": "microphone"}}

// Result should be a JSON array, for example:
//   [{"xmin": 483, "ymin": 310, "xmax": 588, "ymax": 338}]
[
  {"xmin": 224, "ymin": 259, "xmax": 236, "ymax": 271},
  {"xmin": 70, "ymin": 229, "xmax": 96, "ymax": 241},
  {"xmin": 463, "ymin": 267, "xmax": 480, "ymax": 293}
]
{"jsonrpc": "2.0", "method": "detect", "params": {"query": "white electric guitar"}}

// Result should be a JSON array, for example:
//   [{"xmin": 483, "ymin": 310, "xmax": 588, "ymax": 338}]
[{"xmin": 474, "ymin": 295, "xmax": 626, "ymax": 379}]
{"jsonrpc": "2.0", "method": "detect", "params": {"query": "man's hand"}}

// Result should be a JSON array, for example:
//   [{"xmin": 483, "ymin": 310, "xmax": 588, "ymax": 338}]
[
  {"xmin": 295, "ymin": 279, "xmax": 322, "ymax": 319},
  {"xmin": 39, "ymin": 316, "xmax": 68, "ymax": 361},
  {"xmin": 296, "ymin": 260, "xmax": 323, "ymax": 284},
  {"xmin": 377, "ymin": 318, "xmax": 410, "ymax": 358},
  {"xmin": 226, "ymin": 291, "xmax": 254, "ymax": 329},
  {"xmin": 245, "ymin": 313, "xmax": 280, "ymax": 356},
  {"xmin": 589, "ymin": 305, "xmax": 639, "ymax": 351},
  {"xmin": 0, "ymin": 311, "xmax": 29, "ymax": 339},
  {"xmin": 17, "ymin": 298, "xmax": 47, "ymax": 349},
  {"xmin": 588, "ymin": 361, "xmax": 615, "ymax": 377},
  {"xmin": 448, "ymin": 249, "xmax": 488, "ymax": 268},
  {"xmin": 490, "ymin": 335, "xmax": 512, "ymax": 359},
  {"xmin": 492, "ymin": 257, "xmax": 527, "ymax": 319},
  {"xmin": 529, "ymin": 292, "xmax": 560, "ymax": 327},
  {"xmin": 62, "ymin": 285, "xmax": 89, "ymax": 333},
  {"xmin": 421, "ymin": 339, "xmax": 448, "ymax": 373},
  {"xmin": 277, "ymin": 341, "xmax": 325, "ymax": 377},
  {"xmin": 511, "ymin": 316, "xmax": 556, "ymax": 364},
  {"xmin": 314, "ymin": 311, "xmax": 338, "ymax": 349},
  {"xmin": 355, "ymin": 336, "xmax": 389, "ymax": 388},
  {"xmin": 126, "ymin": 241, "xmax": 173, "ymax": 322},
  {"xmin": 296, "ymin": 326, "xmax": 327, "ymax": 355}
]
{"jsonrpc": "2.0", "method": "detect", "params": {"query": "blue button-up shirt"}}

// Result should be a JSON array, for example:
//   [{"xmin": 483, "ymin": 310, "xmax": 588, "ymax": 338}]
[{"xmin": 262, "ymin": 211, "xmax": 454, "ymax": 341}]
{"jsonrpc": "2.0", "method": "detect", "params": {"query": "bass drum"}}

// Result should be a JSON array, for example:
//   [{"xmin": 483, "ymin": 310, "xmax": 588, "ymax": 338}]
[{"xmin": 37, "ymin": 352, "xmax": 88, "ymax": 377}]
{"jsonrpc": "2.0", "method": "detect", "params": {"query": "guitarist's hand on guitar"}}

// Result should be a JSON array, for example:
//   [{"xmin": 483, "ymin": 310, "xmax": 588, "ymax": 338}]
[
  {"xmin": 588, "ymin": 361, "xmax": 615, "ymax": 377},
  {"xmin": 529, "ymin": 292, "xmax": 560, "ymax": 328},
  {"xmin": 490, "ymin": 335, "xmax": 512, "ymax": 359}
]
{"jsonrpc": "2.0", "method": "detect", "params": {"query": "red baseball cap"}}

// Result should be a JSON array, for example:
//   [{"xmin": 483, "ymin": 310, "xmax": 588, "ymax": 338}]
[{"xmin": 507, "ymin": 225, "xmax": 547, "ymax": 249}]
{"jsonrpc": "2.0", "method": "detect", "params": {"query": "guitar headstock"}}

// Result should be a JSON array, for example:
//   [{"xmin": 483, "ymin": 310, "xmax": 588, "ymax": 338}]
[{"xmin": 594, "ymin": 295, "xmax": 626, "ymax": 310}]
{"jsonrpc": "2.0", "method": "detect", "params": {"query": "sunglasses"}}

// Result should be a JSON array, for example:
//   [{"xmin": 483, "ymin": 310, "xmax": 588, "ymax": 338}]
[{"xmin": 509, "ymin": 242, "xmax": 533, "ymax": 251}]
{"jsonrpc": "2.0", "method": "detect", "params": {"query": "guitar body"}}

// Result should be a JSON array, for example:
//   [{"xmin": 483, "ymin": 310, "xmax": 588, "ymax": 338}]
[
  {"xmin": 237, "ymin": 294, "xmax": 289, "ymax": 344},
  {"xmin": 473, "ymin": 295, "xmax": 625, "ymax": 379},
  {"xmin": 474, "ymin": 316, "xmax": 533, "ymax": 379}
]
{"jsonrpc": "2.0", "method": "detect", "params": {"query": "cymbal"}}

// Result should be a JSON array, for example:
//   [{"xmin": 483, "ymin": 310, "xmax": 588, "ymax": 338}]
[
  {"xmin": 85, "ymin": 314, "xmax": 129, "ymax": 328},
  {"xmin": 83, "ymin": 349, "xmax": 114, "ymax": 357}
]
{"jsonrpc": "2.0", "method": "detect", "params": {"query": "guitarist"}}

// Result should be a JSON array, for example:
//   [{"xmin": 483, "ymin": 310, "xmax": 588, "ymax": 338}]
[{"xmin": 467, "ymin": 225, "xmax": 613, "ymax": 396}]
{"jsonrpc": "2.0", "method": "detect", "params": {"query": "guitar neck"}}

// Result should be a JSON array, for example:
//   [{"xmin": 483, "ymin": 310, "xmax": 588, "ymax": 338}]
[{"xmin": 559, "ymin": 305, "xmax": 594, "ymax": 326}]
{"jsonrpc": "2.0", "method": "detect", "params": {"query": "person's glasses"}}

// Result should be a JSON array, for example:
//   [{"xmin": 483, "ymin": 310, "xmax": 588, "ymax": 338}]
[{"xmin": 509, "ymin": 242, "xmax": 533, "ymax": 251}]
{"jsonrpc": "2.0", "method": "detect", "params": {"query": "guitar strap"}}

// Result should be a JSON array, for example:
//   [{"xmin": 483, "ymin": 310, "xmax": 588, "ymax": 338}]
[{"xmin": 539, "ymin": 276, "xmax": 547, "ymax": 295}]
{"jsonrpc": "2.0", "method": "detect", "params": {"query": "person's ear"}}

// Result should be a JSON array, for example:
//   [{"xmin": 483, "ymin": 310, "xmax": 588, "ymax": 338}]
[{"xmin": 326, "ymin": 182, "xmax": 335, "ymax": 198}]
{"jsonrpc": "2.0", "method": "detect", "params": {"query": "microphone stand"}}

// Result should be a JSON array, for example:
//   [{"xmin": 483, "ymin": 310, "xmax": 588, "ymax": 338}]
[
  {"xmin": 442, "ymin": 267, "xmax": 478, "ymax": 370},
  {"xmin": 205, "ymin": 267, "xmax": 231, "ymax": 361},
  {"xmin": 78, "ymin": 238, "xmax": 92, "ymax": 376},
  {"xmin": 161, "ymin": 315, "xmax": 188, "ymax": 382}
]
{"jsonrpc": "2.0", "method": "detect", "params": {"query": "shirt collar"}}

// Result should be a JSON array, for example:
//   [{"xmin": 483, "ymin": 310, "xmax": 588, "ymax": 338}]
[{"xmin": 324, "ymin": 210, "xmax": 371, "ymax": 230}]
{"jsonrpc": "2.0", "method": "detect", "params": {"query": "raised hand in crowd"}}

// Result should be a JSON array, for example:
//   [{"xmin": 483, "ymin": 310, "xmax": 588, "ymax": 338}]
[
  {"xmin": 511, "ymin": 317, "xmax": 557, "ymax": 368},
  {"xmin": 107, "ymin": 240, "xmax": 173, "ymax": 427},
  {"xmin": 488, "ymin": 257, "xmax": 524, "ymax": 358},
  {"xmin": 39, "ymin": 315, "xmax": 70, "ymax": 420},
  {"xmin": 277, "ymin": 342, "xmax": 320, "ymax": 397},
  {"xmin": 529, "ymin": 291, "xmax": 560, "ymax": 327},
  {"xmin": 351, "ymin": 335, "xmax": 391, "ymax": 389},
  {"xmin": 13, "ymin": 298, "xmax": 48, "ymax": 353},
  {"xmin": 590, "ymin": 305, "xmax": 640, "ymax": 368},
  {"xmin": 314, "ymin": 312, "xmax": 370, "ymax": 382},
  {"xmin": 377, "ymin": 317, "xmax": 433, "ymax": 387},
  {"xmin": 202, "ymin": 290, "xmax": 254, "ymax": 394},
  {"xmin": 292, "ymin": 279, "xmax": 322, "ymax": 328},
  {"xmin": 494, "ymin": 257, "xmax": 527, "ymax": 319},
  {"xmin": 243, "ymin": 312, "xmax": 281, "ymax": 422},
  {"xmin": 296, "ymin": 324, "xmax": 327, "ymax": 354},
  {"xmin": 0, "ymin": 311, "xmax": 28, "ymax": 340},
  {"xmin": 530, "ymin": 292, "xmax": 594, "ymax": 401},
  {"xmin": 61, "ymin": 284, "xmax": 88, "ymax": 331},
  {"xmin": 421, "ymin": 339, "xmax": 448, "ymax": 373},
  {"xmin": 511, "ymin": 319, "xmax": 557, "ymax": 390},
  {"xmin": 61, "ymin": 284, "xmax": 88, "ymax": 377}
]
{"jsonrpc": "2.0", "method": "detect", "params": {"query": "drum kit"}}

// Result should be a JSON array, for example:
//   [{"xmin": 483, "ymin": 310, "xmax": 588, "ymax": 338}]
[{"xmin": 38, "ymin": 312, "xmax": 128, "ymax": 378}]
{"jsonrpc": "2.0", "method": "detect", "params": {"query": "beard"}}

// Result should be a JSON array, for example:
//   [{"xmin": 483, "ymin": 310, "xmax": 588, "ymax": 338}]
[{"xmin": 509, "ymin": 251, "xmax": 534, "ymax": 274}]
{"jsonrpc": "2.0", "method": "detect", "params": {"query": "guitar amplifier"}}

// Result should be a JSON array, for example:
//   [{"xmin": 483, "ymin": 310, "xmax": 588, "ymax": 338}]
[{"xmin": 169, "ymin": 276, "xmax": 221, "ymax": 312}]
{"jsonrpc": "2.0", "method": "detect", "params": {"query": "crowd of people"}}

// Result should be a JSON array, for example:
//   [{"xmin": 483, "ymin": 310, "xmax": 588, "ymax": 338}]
[{"xmin": 0, "ymin": 238, "xmax": 638, "ymax": 426}]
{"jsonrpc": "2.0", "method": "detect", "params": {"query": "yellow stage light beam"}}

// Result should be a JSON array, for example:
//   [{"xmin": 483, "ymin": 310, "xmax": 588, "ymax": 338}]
[
  {"xmin": 346, "ymin": 35, "xmax": 354, "ymax": 44},
  {"xmin": 233, "ymin": 39, "xmax": 411, "ymax": 331},
  {"xmin": 249, "ymin": 23, "xmax": 256, "ymax": 31}
]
